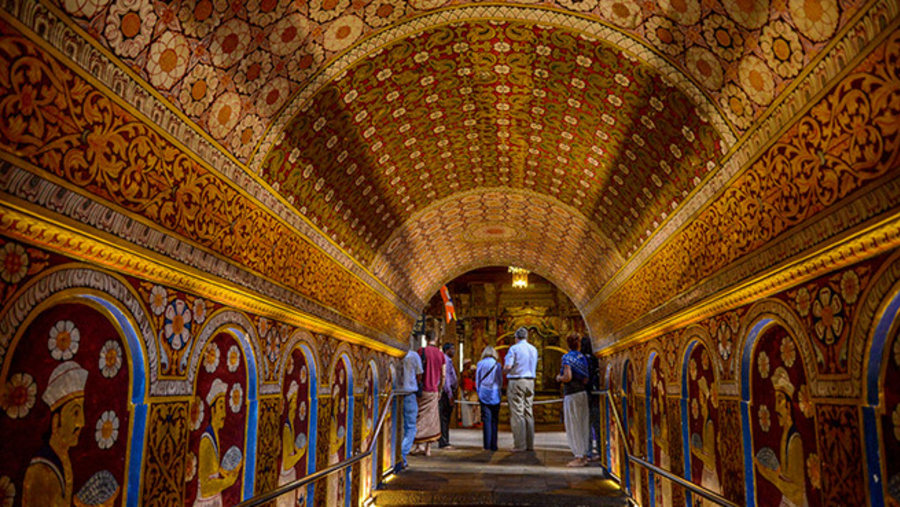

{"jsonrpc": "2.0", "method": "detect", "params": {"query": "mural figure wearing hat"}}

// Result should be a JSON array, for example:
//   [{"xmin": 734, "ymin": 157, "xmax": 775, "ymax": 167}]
[
  {"xmin": 755, "ymin": 367, "xmax": 807, "ymax": 507},
  {"xmin": 691, "ymin": 377, "xmax": 721, "ymax": 504},
  {"xmin": 278, "ymin": 380, "xmax": 307, "ymax": 507},
  {"xmin": 195, "ymin": 378, "xmax": 242, "ymax": 507},
  {"xmin": 23, "ymin": 361, "xmax": 88, "ymax": 507}
]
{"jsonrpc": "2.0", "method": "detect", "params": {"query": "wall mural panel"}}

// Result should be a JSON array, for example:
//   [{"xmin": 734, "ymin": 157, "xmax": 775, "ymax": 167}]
[
  {"xmin": 0, "ymin": 302, "xmax": 132, "ymax": 507},
  {"xmin": 598, "ymin": 250, "xmax": 900, "ymax": 507},
  {"xmin": 0, "ymin": 233, "xmax": 402, "ymax": 507},
  {"xmin": 648, "ymin": 353, "xmax": 671, "ymax": 507},
  {"xmin": 327, "ymin": 356, "xmax": 350, "ymax": 507},
  {"xmin": 186, "ymin": 331, "xmax": 248, "ymax": 506},
  {"xmin": 684, "ymin": 341, "xmax": 722, "ymax": 506},
  {"xmin": 748, "ymin": 325, "xmax": 821, "ymax": 507},
  {"xmin": 880, "ymin": 319, "xmax": 900, "ymax": 506},
  {"xmin": 278, "ymin": 345, "xmax": 313, "ymax": 507}
]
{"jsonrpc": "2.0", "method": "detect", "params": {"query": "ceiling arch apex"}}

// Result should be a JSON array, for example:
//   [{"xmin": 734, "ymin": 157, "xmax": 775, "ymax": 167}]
[{"xmin": 248, "ymin": 3, "xmax": 737, "ymax": 172}]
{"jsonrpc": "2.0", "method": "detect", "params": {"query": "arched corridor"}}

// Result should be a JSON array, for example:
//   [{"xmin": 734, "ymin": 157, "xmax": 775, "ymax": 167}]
[{"xmin": 0, "ymin": 0, "xmax": 899, "ymax": 505}]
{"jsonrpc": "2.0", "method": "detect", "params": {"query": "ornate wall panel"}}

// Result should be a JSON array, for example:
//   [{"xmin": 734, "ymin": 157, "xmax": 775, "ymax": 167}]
[
  {"xmin": 589, "ymin": 29, "xmax": 900, "ymax": 337},
  {"xmin": 142, "ymin": 402, "xmax": 190, "ymax": 507},
  {"xmin": 0, "ymin": 17, "xmax": 415, "ymax": 342}
]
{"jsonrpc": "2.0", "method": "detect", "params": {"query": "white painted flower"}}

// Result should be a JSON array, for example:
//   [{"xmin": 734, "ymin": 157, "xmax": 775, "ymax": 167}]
[
  {"xmin": 164, "ymin": 299, "xmax": 192, "ymax": 351},
  {"xmin": 413, "ymin": 51, "xmax": 429, "ymax": 63},
  {"xmin": 193, "ymin": 298, "xmax": 207, "ymax": 324},
  {"xmin": 95, "ymin": 410, "xmax": 120, "ymax": 450},
  {"xmin": 493, "ymin": 41, "xmax": 510, "ymax": 52},
  {"xmin": 535, "ymin": 45, "xmax": 551, "ymax": 56},
  {"xmin": 149, "ymin": 285, "xmax": 168, "ymax": 315},
  {"xmin": 300, "ymin": 365, "xmax": 308, "ymax": 384},
  {"xmin": 576, "ymin": 55, "xmax": 592, "ymax": 67},
  {"xmin": 185, "ymin": 452, "xmax": 197, "ymax": 482},
  {"xmin": 190, "ymin": 396, "xmax": 204, "ymax": 431},
  {"xmin": 49, "ymin": 320, "xmax": 80, "ymax": 361},
  {"xmin": 227, "ymin": 345, "xmax": 240, "ymax": 373},
  {"xmin": 1, "ymin": 373, "xmax": 36, "ymax": 419},
  {"xmin": 203, "ymin": 343, "xmax": 220, "ymax": 373},
  {"xmin": 99, "ymin": 340, "xmax": 123, "ymax": 378},
  {"xmin": 0, "ymin": 242, "xmax": 28, "ymax": 284},
  {"xmin": 230, "ymin": 383, "xmax": 243, "ymax": 413}
]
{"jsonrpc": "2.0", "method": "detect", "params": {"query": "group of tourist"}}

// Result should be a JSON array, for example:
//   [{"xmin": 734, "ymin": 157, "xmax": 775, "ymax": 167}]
[{"xmin": 394, "ymin": 326, "xmax": 601, "ymax": 472}]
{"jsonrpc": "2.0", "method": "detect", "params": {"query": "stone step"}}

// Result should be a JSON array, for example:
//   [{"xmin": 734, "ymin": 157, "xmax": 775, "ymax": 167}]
[{"xmin": 372, "ymin": 446, "xmax": 630, "ymax": 507}]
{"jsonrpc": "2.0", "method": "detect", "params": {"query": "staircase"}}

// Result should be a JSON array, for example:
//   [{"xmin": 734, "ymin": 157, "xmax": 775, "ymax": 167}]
[{"xmin": 372, "ymin": 447, "xmax": 631, "ymax": 506}]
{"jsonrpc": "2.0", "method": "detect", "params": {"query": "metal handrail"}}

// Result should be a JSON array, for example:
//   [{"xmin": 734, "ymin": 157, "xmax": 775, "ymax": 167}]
[
  {"xmin": 236, "ymin": 390, "xmax": 407, "ymax": 507},
  {"xmin": 595, "ymin": 390, "xmax": 739, "ymax": 507}
]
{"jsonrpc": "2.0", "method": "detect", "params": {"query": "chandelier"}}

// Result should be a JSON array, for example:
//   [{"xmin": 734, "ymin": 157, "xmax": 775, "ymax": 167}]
[{"xmin": 508, "ymin": 267, "xmax": 529, "ymax": 289}]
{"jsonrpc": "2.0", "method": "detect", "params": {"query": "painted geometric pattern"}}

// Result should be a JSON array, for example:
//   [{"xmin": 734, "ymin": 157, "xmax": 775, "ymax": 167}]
[
  {"xmin": 47, "ymin": 0, "xmax": 861, "ymax": 165},
  {"xmin": 370, "ymin": 188, "xmax": 623, "ymax": 307},
  {"xmin": 588, "ymin": 29, "xmax": 900, "ymax": 335},
  {"xmin": 263, "ymin": 19, "xmax": 724, "ymax": 265},
  {"xmin": 0, "ymin": 19, "xmax": 413, "ymax": 339}
]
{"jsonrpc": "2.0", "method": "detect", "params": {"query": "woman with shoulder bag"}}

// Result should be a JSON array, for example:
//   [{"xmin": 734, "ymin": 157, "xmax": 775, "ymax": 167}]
[{"xmin": 475, "ymin": 346, "xmax": 503, "ymax": 451}]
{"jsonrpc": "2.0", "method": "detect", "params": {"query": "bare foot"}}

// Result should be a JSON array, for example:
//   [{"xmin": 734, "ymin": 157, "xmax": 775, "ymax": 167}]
[{"xmin": 567, "ymin": 457, "xmax": 588, "ymax": 467}]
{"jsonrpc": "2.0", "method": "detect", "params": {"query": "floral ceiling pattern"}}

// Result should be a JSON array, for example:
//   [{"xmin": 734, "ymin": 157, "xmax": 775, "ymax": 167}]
[{"xmin": 36, "ymin": 0, "xmax": 884, "ymax": 334}]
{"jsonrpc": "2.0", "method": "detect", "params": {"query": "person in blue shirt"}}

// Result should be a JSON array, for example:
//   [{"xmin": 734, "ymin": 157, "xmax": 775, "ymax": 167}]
[
  {"xmin": 475, "ymin": 346, "xmax": 503, "ymax": 451},
  {"xmin": 503, "ymin": 327, "xmax": 538, "ymax": 451}
]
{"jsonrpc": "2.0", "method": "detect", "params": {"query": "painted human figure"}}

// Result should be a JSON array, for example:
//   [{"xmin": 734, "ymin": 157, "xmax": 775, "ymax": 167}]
[
  {"xmin": 755, "ymin": 367, "xmax": 807, "ymax": 507},
  {"xmin": 278, "ymin": 381, "xmax": 307, "ymax": 507},
  {"xmin": 691, "ymin": 377, "xmax": 721, "ymax": 505},
  {"xmin": 655, "ymin": 403, "xmax": 672, "ymax": 507},
  {"xmin": 195, "ymin": 379, "xmax": 242, "ymax": 507},
  {"xmin": 23, "ymin": 361, "xmax": 84, "ymax": 506}
]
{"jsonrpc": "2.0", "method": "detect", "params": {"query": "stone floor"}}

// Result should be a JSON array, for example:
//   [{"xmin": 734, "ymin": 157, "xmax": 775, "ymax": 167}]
[{"xmin": 372, "ymin": 430, "xmax": 630, "ymax": 506}]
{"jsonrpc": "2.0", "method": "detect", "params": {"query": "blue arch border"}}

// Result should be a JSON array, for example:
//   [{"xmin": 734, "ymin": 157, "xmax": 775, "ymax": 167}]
[
  {"xmin": 739, "ymin": 317, "xmax": 775, "ymax": 507},
  {"xmin": 621, "ymin": 359, "xmax": 631, "ymax": 494},
  {"xmin": 83, "ymin": 295, "xmax": 148, "ymax": 507},
  {"xmin": 680, "ymin": 340, "xmax": 699, "ymax": 507},
  {"xmin": 296, "ymin": 343, "xmax": 319, "ymax": 507},
  {"xmin": 645, "ymin": 351, "xmax": 657, "ymax": 507},
  {"xmin": 220, "ymin": 325, "xmax": 260, "ymax": 501},
  {"xmin": 863, "ymin": 288, "xmax": 900, "ymax": 507},
  {"xmin": 338, "ymin": 354, "xmax": 355, "ymax": 507}
]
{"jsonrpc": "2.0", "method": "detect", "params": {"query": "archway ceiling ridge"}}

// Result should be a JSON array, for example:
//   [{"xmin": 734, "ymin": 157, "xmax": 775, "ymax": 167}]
[
  {"xmin": 369, "ymin": 188, "xmax": 623, "ymax": 308},
  {"xmin": 251, "ymin": 3, "xmax": 739, "ymax": 167},
  {"xmin": 260, "ymin": 18, "xmax": 726, "ymax": 270}
]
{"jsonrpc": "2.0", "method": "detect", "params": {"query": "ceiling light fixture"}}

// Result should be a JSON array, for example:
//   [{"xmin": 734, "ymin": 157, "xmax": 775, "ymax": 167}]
[{"xmin": 509, "ymin": 266, "xmax": 529, "ymax": 289}]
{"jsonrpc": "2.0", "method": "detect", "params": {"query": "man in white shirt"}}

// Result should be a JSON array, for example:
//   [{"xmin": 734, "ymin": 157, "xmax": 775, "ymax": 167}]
[
  {"xmin": 396, "ymin": 334, "xmax": 423, "ymax": 471},
  {"xmin": 503, "ymin": 327, "xmax": 538, "ymax": 451}
]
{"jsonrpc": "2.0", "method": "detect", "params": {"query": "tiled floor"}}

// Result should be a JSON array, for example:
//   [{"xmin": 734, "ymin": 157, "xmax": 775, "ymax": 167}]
[{"xmin": 373, "ymin": 430, "xmax": 629, "ymax": 506}]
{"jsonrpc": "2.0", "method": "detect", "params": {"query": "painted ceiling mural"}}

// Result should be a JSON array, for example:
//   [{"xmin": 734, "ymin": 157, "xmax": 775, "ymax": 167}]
[
  {"xmin": 261, "ymin": 18, "xmax": 725, "ymax": 265},
  {"xmin": 11, "ymin": 0, "xmax": 892, "ymax": 347}
]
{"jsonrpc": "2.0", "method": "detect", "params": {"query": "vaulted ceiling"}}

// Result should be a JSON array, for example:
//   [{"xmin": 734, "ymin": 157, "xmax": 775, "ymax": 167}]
[{"xmin": 43, "ymin": 0, "xmax": 884, "ymax": 340}]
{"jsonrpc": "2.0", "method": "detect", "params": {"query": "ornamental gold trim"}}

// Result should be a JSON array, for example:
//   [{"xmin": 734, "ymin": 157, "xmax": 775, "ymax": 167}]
[
  {"xmin": 597, "ymin": 212, "xmax": 900, "ymax": 356},
  {"xmin": 0, "ymin": 202, "xmax": 406, "ymax": 358}
]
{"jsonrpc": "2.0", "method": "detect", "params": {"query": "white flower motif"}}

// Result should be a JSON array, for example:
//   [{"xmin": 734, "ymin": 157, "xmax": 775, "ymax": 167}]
[
  {"xmin": 193, "ymin": 298, "xmax": 207, "ymax": 324},
  {"xmin": 164, "ymin": 299, "xmax": 192, "ymax": 351},
  {"xmin": 299, "ymin": 399, "xmax": 307, "ymax": 421},
  {"xmin": 149, "ymin": 285, "xmax": 168, "ymax": 316},
  {"xmin": 230, "ymin": 383, "xmax": 243, "ymax": 413},
  {"xmin": 227, "ymin": 345, "xmax": 240, "ymax": 373},
  {"xmin": 185, "ymin": 452, "xmax": 197, "ymax": 482},
  {"xmin": 95, "ymin": 410, "xmax": 120, "ymax": 450},
  {"xmin": 48, "ymin": 320, "xmax": 80, "ymax": 361},
  {"xmin": 0, "ymin": 242, "xmax": 28, "ymax": 284},
  {"xmin": 190, "ymin": 396, "xmax": 205, "ymax": 431},
  {"xmin": 1, "ymin": 373, "xmax": 36, "ymax": 419},
  {"xmin": 300, "ymin": 365, "xmax": 308, "ymax": 384},
  {"xmin": 99, "ymin": 340, "xmax": 123, "ymax": 378},
  {"xmin": 203, "ymin": 344, "xmax": 221, "ymax": 373}
]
